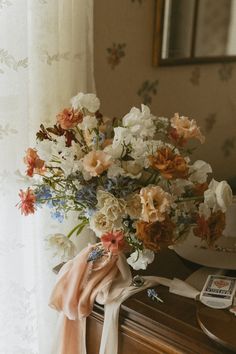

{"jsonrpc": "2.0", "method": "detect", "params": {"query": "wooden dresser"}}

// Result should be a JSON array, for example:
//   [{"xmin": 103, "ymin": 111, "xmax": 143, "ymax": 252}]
[{"xmin": 86, "ymin": 249, "xmax": 235, "ymax": 354}]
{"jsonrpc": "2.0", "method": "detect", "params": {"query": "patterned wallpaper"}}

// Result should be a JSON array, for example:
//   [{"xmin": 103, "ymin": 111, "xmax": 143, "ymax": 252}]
[{"xmin": 94, "ymin": 0, "xmax": 236, "ymax": 182}]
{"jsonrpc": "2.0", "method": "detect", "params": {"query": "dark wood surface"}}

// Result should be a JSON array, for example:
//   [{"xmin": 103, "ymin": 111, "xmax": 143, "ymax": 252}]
[{"xmin": 87, "ymin": 249, "xmax": 236, "ymax": 354}]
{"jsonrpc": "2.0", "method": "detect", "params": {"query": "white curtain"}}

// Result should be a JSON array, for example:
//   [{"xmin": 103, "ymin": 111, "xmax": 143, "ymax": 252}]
[{"xmin": 0, "ymin": 1, "xmax": 95, "ymax": 353}]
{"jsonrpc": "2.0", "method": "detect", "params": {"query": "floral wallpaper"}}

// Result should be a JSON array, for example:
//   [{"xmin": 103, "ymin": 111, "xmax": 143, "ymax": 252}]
[{"xmin": 94, "ymin": 0, "xmax": 236, "ymax": 183}]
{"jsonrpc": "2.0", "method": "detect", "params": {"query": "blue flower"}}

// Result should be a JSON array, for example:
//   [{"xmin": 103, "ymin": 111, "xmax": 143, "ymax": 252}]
[
  {"xmin": 103, "ymin": 176, "xmax": 137, "ymax": 198},
  {"xmin": 50, "ymin": 210, "xmax": 64, "ymax": 223},
  {"xmin": 76, "ymin": 184, "xmax": 97, "ymax": 208},
  {"xmin": 35, "ymin": 186, "xmax": 52, "ymax": 206}
]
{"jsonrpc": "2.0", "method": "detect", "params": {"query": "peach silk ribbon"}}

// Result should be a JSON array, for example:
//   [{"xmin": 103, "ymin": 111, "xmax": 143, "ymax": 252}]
[{"xmin": 49, "ymin": 244, "xmax": 200, "ymax": 354}]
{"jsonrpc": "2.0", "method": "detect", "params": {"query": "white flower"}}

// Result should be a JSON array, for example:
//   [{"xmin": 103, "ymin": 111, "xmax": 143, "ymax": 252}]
[
  {"xmin": 46, "ymin": 233, "xmax": 76, "ymax": 262},
  {"xmin": 204, "ymin": 179, "xmax": 233, "ymax": 212},
  {"xmin": 189, "ymin": 160, "xmax": 212, "ymax": 184},
  {"xmin": 71, "ymin": 92, "xmax": 100, "ymax": 113},
  {"xmin": 78, "ymin": 115, "xmax": 98, "ymax": 131},
  {"xmin": 36, "ymin": 139, "xmax": 53, "ymax": 164},
  {"xmin": 111, "ymin": 127, "xmax": 132, "ymax": 157},
  {"xmin": 122, "ymin": 105, "xmax": 156, "ymax": 138},
  {"xmin": 127, "ymin": 249, "xmax": 155, "ymax": 270}
]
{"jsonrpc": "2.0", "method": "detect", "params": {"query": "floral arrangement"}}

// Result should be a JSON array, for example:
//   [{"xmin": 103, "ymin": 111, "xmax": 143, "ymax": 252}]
[{"xmin": 17, "ymin": 93, "xmax": 233, "ymax": 270}]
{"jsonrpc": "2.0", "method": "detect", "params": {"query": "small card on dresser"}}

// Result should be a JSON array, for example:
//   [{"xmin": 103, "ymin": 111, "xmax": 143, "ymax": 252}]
[{"xmin": 200, "ymin": 275, "xmax": 236, "ymax": 309}]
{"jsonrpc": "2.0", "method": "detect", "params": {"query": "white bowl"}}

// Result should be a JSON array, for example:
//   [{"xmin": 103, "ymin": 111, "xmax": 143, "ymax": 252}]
[{"xmin": 173, "ymin": 197, "xmax": 236, "ymax": 270}]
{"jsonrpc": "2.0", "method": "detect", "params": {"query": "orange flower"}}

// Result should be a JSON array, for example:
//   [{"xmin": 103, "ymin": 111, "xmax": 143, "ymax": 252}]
[
  {"xmin": 24, "ymin": 148, "xmax": 45, "ymax": 177},
  {"xmin": 148, "ymin": 147, "xmax": 189, "ymax": 180},
  {"xmin": 101, "ymin": 230, "xmax": 125, "ymax": 254},
  {"xmin": 136, "ymin": 218, "xmax": 175, "ymax": 252},
  {"xmin": 193, "ymin": 210, "xmax": 226, "ymax": 246},
  {"xmin": 170, "ymin": 113, "xmax": 205, "ymax": 144},
  {"xmin": 18, "ymin": 188, "xmax": 36, "ymax": 216},
  {"xmin": 83, "ymin": 150, "xmax": 112, "ymax": 177},
  {"xmin": 56, "ymin": 108, "xmax": 83, "ymax": 130}
]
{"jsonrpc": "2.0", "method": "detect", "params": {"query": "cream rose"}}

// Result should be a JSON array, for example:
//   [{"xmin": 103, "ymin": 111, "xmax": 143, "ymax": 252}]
[
  {"xmin": 89, "ymin": 211, "xmax": 115, "ymax": 237},
  {"xmin": 140, "ymin": 186, "xmax": 172, "ymax": 222},
  {"xmin": 97, "ymin": 190, "xmax": 126, "ymax": 221}
]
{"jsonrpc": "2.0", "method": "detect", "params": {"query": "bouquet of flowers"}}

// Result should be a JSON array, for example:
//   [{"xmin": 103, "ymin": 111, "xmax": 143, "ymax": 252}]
[{"xmin": 17, "ymin": 92, "xmax": 233, "ymax": 270}]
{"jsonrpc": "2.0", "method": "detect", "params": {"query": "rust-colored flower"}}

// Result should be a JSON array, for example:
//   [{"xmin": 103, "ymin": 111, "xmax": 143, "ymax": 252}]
[
  {"xmin": 24, "ymin": 148, "xmax": 45, "ymax": 177},
  {"xmin": 136, "ymin": 218, "xmax": 175, "ymax": 252},
  {"xmin": 56, "ymin": 108, "xmax": 83, "ymax": 130},
  {"xmin": 101, "ymin": 230, "xmax": 125, "ymax": 254},
  {"xmin": 18, "ymin": 188, "xmax": 36, "ymax": 216},
  {"xmin": 148, "ymin": 147, "xmax": 189, "ymax": 180},
  {"xmin": 193, "ymin": 210, "xmax": 226, "ymax": 246}
]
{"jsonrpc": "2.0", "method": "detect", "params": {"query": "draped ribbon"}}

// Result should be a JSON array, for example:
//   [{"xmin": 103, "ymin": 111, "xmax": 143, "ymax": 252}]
[{"xmin": 49, "ymin": 244, "xmax": 200, "ymax": 354}]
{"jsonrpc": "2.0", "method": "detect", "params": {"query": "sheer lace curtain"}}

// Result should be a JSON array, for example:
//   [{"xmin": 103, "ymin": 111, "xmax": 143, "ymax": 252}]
[{"xmin": 0, "ymin": 1, "xmax": 95, "ymax": 353}]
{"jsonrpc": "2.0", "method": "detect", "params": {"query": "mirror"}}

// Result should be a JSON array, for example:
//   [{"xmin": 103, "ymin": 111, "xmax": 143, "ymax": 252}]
[{"xmin": 153, "ymin": 0, "xmax": 236, "ymax": 65}]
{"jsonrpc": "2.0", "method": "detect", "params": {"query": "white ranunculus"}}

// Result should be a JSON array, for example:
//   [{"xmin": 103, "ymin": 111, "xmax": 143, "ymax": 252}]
[
  {"xmin": 204, "ymin": 179, "xmax": 233, "ymax": 212},
  {"xmin": 71, "ymin": 92, "xmax": 100, "ymax": 113},
  {"xmin": 189, "ymin": 160, "xmax": 212, "ymax": 184},
  {"xmin": 122, "ymin": 104, "xmax": 156, "ymax": 138},
  {"xmin": 78, "ymin": 115, "xmax": 98, "ymax": 131},
  {"xmin": 127, "ymin": 249, "xmax": 155, "ymax": 270},
  {"xmin": 46, "ymin": 233, "xmax": 76, "ymax": 262}
]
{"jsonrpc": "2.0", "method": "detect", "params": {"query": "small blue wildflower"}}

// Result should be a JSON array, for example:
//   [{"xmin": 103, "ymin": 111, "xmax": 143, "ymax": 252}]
[
  {"xmin": 35, "ymin": 186, "xmax": 52, "ymax": 206},
  {"xmin": 103, "ymin": 176, "xmax": 137, "ymax": 198},
  {"xmin": 87, "ymin": 248, "xmax": 104, "ymax": 262},
  {"xmin": 76, "ymin": 183, "xmax": 97, "ymax": 208},
  {"xmin": 50, "ymin": 210, "xmax": 64, "ymax": 223},
  {"xmin": 147, "ymin": 288, "xmax": 163, "ymax": 303},
  {"xmin": 47, "ymin": 198, "xmax": 66, "ymax": 209}
]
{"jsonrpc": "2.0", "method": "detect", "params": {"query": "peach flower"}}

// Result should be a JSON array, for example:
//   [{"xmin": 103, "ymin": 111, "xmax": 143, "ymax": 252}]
[
  {"xmin": 193, "ymin": 210, "xmax": 226, "ymax": 246},
  {"xmin": 24, "ymin": 148, "xmax": 45, "ymax": 177},
  {"xmin": 140, "ymin": 186, "xmax": 172, "ymax": 222},
  {"xmin": 136, "ymin": 218, "xmax": 175, "ymax": 252},
  {"xmin": 56, "ymin": 108, "xmax": 83, "ymax": 130},
  {"xmin": 82, "ymin": 150, "xmax": 112, "ymax": 177},
  {"xmin": 101, "ymin": 230, "xmax": 125, "ymax": 254},
  {"xmin": 148, "ymin": 147, "xmax": 189, "ymax": 180},
  {"xmin": 170, "ymin": 113, "xmax": 205, "ymax": 144},
  {"xmin": 18, "ymin": 188, "xmax": 36, "ymax": 215}
]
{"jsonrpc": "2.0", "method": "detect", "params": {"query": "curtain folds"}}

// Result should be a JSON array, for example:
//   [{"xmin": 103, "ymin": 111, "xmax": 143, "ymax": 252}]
[{"xmin": 0, "ymin": 1, "xmax": 94, "ymax": 353}]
